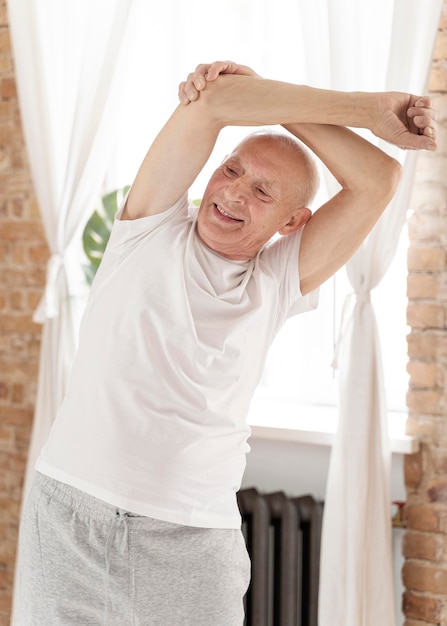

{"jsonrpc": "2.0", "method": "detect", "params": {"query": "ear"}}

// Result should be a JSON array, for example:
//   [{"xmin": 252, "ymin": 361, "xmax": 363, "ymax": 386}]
[{"xmin": 278, "ymin": 207, "xmax": 312, "ymax": 235}]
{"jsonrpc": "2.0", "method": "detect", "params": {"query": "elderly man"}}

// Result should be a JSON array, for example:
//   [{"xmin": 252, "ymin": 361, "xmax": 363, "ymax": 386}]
[{"xmin": 19, "ymin": 61, "xmax": 436, "ymax": 625}]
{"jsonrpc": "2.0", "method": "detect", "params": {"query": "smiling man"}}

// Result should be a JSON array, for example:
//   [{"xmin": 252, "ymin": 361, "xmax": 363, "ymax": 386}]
[
  {"xmin": 19, "ymin": 61, "xmax": 436, "ymax": 625},
  {"xmin": 196, "ymin": 132, "xmax": 316, "ymax": 260}
]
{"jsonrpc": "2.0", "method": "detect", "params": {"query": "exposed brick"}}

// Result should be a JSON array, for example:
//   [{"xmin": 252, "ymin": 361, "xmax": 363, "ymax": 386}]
[
  {"xmin": 403, "ymin": 561, "xmax": 447, "ymax": 595},
  {"xmin": 409, "ymin": 250, "xmax": 440, "ymax": 277},
  {"xmin": 438, "ymin": 509, "xmax": 447, "ymax": 534},
  {"xmin": 26, "ymin": 290, "xmax": 42, "ymax": 311},
  {"xmin": 402, "ymin": 530, "xmax": 446, "ymax": 562},
  {"xmin": 26, "ymin": 242, "xmax": 48, "ymax": 265},
  {"xmin": 433, "ymin": 93, "xmax": 447, "ymax": 123},
  {"xmin": 412, "ymin": 210, "xmax": 447, "ymax": 245},
  {"xmin": 0, "ymin": 28, "xmax": 11, "ymax": 52},
  {"xmin": 407, "ymin": 361, "xmax": 439, "ymax": 388},
  {"xmin": 432, "ymin": 448, "xmax": 447, "ymax": 475},
  {"xmin": 406, "ymin": 389, "xmax": 444, "ymax": 415},
  {"xmin": 0, "ymin": 382, "xmax": 7, "ymax": 400},
  {"xmin": 439, "ymin": 3, "xmax": 447, "ymax": 30},
  {"xmin": 407, "ymin": 274, "xmax": 447, "ymax": 300},
  {"xmin": 0, "ymin": 51, "xmax": 11, "ymax": 74},
  {"xmin": 429, "ymin": 65, "xmax": 447, "ymax": 93},
  {"xmin": 0, "ymin": 405, "xmax": 34, "ymax": 427},
  {"xmin": 405, "ymin": 451, "xmax": 424, "ymax": 491},
  {"xmin": 0, "ymin": 76, "xmax": 14, "ymax": 98},
  {"xmin": 413, "ymin": 156, "xmax": 447, "ymax": 188},
  {"xmin": 405, "ymin": 104, "xmax": 447, "ymax": 610},
  {"xmin": 406, "ymin": 303, "xmax": 445, "ymax": 330},
  {"xmin": 0, "ymin": 220, "xmax": 44, "ymax": 241},
  {"xmin": 407, "ymin": 331, "xmax": 447, "ymax": 359},
  {"xmin": 405, "ymin": 504, "xmax": 439, "ymax": 532},
  {"xmin": 11, "ymin": 384, "xmax": 23, "ymax": 405},
  {"xmin": 0, "ymin": 171, "xmax": 33, "ymax": 195},
  {"xmin": 9, "ymin": 290, "xmax": 23, "ymax": 311},
  {"xmin": 402, "ymin": 590, "xmax": 443, "ymax": 623},
  {"xmin": 428, "ymin": 480, "xmax": 447, "ymax": 503},
  {"xmin": 0, "ymin": 313, "xmax": 41, "ymax": 334}
]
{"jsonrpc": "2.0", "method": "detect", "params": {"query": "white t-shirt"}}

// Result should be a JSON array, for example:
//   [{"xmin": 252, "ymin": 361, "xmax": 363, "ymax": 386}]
[{"xmin": 36, "ymin": 195, "xmax": 317, "ymax": 529}]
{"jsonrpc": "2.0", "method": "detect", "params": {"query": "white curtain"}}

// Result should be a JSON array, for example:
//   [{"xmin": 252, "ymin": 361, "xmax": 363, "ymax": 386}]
[
  {"xmin": 8, "ymin": 0, "xmax": 145, "ymax": 621},
  {"xmin": 295, "ymin": 2, "xmax": 443, "ymax": 625}
]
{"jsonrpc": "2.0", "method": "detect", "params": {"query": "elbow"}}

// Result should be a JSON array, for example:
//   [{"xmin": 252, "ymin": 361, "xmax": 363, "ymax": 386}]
[
  {"xmin": 362, "ymin": 156, "xmax": 402, "ymax": 212},
  {"xmin": 388, "ymin": 156, "xmax": 403, "ymax": 193},
  {"xmin": 381, "ymin": 157, "xmax": 402, "ymax": 203}
]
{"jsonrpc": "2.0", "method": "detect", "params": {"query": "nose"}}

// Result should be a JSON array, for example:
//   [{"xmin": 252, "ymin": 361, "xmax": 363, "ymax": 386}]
[{"xmin": 224, "ymin": 177, "xmax": 248, "ymax": 203}]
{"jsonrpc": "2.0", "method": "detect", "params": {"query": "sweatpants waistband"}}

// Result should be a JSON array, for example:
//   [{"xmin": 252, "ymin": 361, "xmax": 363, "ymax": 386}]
[{"xmin": 33, "ymin": 471, "xmax": 146, "ymax": 524}]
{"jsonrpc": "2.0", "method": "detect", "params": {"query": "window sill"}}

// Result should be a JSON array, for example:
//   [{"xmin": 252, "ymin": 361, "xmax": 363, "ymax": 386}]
[{"xmin": 247, "ymin": 398, "xmax": 418, "ymax": 455}]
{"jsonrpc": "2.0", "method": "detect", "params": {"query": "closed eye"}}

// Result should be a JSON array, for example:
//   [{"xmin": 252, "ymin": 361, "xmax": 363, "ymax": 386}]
[
  {"xmin": 222, "ymin": 164, "xmax": 239, "ymax": 177},
  {"xmin": 256, "ymin": 187, "xmax": 270, "ymax": 200}
]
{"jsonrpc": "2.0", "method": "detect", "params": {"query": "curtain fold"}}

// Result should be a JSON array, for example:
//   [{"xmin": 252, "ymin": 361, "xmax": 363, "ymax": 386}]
[
  {"xmin": 310, "ymin": 2, "xmax": 443, "ymax": 625},
  {"xmin": 8, "ymin": 1, "xmax": 144, "ymax": 621}
]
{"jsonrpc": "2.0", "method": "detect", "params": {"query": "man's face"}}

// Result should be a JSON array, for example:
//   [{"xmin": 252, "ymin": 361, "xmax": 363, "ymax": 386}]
[{"xmin": 196, "ymin": 135, "xmax": 310, "ymax": 260}]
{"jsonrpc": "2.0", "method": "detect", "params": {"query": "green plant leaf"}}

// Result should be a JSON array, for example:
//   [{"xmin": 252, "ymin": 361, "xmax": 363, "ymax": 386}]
[{"xmin": 82, "ymin": 185, "xmax": 130, "ymax": 285}]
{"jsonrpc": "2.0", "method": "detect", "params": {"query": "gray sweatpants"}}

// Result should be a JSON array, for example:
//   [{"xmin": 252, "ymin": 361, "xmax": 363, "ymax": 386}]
[{"xmin": 18, "ymin": 472, "xmax": 250, "ymax": 625}]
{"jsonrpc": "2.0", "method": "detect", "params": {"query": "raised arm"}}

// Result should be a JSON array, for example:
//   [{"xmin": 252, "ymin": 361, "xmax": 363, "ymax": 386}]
[
  {"xmin": 124, "ymin": 62, "xmax": 436, "ymax": 221},
  {"xmin": 285, "ymin": 121, "xmax": 401, "ymax": 294}
]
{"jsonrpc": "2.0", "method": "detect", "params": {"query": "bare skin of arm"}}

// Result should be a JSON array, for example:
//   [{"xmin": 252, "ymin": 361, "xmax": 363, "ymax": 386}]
[
  {"xmin": 123, "ymin": 62, "xmax": 436, "ymax": 224},
  {"xmin": 283, "ymin": 121, "xmax": 401, "ymax": 294}
]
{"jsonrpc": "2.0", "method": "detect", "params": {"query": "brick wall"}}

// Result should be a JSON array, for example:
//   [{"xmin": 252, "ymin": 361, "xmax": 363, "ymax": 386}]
[
  {"xmin": 0, "ymin": 0, "xmax": 48, "ymax": 622},
  {"xmin": 404, "ymin": 3, "xmax": 447, "ymax": 625},
  {"xmin": 0, "ymin": 1, "xmax": 446, "ymax": 625}
]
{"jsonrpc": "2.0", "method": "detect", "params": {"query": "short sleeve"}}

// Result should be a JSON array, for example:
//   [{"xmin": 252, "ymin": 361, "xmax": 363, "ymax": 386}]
[
  {"xmin": 112, "ymin": 193, "xmax": 189, "ymax": 242},
  {"xmin": 260, "ymin": 228, "xmax": 319, "ymax": 320}
]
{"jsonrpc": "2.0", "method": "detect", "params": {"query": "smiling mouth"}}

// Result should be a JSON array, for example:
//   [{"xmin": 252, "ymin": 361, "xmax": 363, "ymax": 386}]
[{"xmin": 215, "ymin": 204, "xmax": 244, "ymax": 222}]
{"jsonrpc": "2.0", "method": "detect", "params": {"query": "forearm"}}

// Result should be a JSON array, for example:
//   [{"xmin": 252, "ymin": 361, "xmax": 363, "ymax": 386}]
[
  {"xmin": 194, "ymin": 73, "xmax": 435, "ymax": 152},
  {"xmin": 199, "ymin": 74, "xmax": 379, "ymax": 132}
]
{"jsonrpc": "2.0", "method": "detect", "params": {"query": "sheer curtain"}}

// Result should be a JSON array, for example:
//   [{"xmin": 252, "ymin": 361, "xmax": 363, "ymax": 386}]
[
  {"xmin": 8, "ymin": 0, "xmax": 146, "ymax": 621},
  {"xmin": 294, "ymin": 2, "xmax": 443, "ymax": 625}
]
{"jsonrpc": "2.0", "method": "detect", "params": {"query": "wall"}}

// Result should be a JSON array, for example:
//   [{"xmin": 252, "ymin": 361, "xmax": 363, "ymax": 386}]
[
  {"xmin": 404, "ymin": 4, "xmax": 447, "ymax": 625},
  {"xmin": 0, "ymin": 2, "xmax": 446, "ymax": 626},
  {"xmin": 0, "ymin": 1, "xmax": 47, "ymax": 622}
]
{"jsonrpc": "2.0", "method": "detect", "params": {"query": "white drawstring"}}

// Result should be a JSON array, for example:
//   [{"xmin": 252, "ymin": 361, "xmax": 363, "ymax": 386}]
[{"xmin": 104, "ymin": 510, "xmax": 129, "ymax": 622}]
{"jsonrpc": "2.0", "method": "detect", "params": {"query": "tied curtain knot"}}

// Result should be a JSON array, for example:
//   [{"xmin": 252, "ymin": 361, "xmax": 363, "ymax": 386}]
[
  {"xmin": 33, "ymin": 252, "xmax": 66, "ymax": 323},
  {"xmin": 332, "ymin": 290, "xmax": 371, "ymax": 369}
]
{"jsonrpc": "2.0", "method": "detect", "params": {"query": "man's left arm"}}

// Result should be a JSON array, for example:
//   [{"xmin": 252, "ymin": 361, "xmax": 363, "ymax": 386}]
[
  {"xmin": 284, "ymin": 121, "xmax": 401, "ymax": 295},
  {"xmin": 284, "ymin": 100, "xmax": 433, "ymax": 294}
]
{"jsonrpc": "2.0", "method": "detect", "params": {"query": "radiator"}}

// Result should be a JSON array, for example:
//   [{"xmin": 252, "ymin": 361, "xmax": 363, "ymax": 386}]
[{"xmin": 237, "ymin": 488, "xmax": 324, "ymax": 626}]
